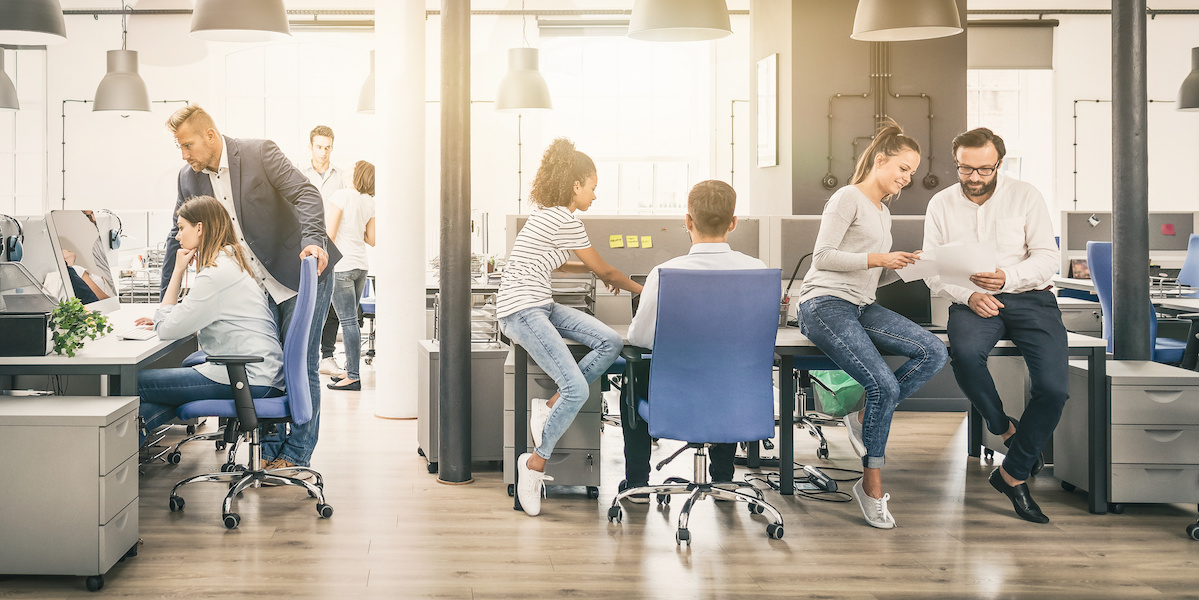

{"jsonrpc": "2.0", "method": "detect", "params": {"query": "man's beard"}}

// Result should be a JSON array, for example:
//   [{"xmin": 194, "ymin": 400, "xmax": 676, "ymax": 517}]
[{"xmin": 962, "ymin": 177, "xmax": 997, "ymax": 198}]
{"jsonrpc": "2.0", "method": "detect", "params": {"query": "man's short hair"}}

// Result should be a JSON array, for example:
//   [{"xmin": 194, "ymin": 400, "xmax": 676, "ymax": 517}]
[
  {"xmin": 688, "ymin": 180, "xmax": 737, "ymax": 237},
  {"xmin": 166, "ymin": 104, "xmax": 216, "ymax": 135},
  {"xmin": 310, "ymin": 125, "xmax": 334, "ymax": 143},
  {"xmin": 952, "ymin": 127, "xmax": 1007, "ymax": 161}
]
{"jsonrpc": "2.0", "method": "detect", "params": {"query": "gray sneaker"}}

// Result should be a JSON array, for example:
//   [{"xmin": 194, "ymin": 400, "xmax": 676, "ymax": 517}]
[
  {"xmin": 844, "ymin": 410, "xmax": 866, "ymax": 457},
  {"xmin": 853, "ymin": 478, "xmax": 895, "ymax": 529}
]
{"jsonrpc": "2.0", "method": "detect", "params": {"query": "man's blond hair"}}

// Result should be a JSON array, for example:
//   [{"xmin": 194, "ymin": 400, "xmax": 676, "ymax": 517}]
[{"xmin": 166, "ymin": 104, "xmax": 217, "ymax": 135}]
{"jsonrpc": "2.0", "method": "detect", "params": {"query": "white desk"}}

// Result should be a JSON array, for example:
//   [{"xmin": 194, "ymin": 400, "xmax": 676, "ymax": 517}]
[
  {"xmin": 0, "ymin": 304, "xmax": 197, "ymax": 396},
  {"xmin": 1053, "ymin": 276, "xmax": 1096, "ymax": 294}
]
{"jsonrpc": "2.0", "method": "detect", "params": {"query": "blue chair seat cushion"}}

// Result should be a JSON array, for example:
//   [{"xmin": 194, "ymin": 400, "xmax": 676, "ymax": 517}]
[
  {"xmin": 1154, "ymin": 337, "xmax": 1187, "ymax": 364},
  {"xmin": 177, "ymin": 395, "xmax": 291, "ymax": 421}
]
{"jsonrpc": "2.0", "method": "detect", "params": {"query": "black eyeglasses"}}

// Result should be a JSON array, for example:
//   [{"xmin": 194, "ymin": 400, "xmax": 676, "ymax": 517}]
[{"xmin": 955, "ymin": 161, "xmax": 1000, "ymax": 177}]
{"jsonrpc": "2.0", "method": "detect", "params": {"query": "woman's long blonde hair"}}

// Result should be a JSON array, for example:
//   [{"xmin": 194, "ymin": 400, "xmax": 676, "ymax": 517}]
[
  {"xmin": 851, "ymin": 120, "xmax": 921, "ymax": 192},
  {"xmin": 176, "ymin": 195, "xmax": 253, "ymax": 274}
]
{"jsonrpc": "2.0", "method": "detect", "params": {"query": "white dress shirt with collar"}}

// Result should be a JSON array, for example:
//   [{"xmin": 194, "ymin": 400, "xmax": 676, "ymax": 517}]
[
  {"xmin": 202, "ymin": 136, "xmax": 296, "ymax": 304},
  {"xmin": 627, "ymin": 242, "xmax": 767, "ymax": 348},
  {"xmin": 922, "ymin": 174, "xmax": 1060, "ymax": 305},
  {"xmin": 302, "ymin": 162, "xmax": 345, "ymax": 202}
]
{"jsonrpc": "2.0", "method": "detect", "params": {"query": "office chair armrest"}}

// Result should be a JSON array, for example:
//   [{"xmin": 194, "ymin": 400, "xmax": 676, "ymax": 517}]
[
  {"xmin": 204, "ymin": 355, "xmax": 266, "ymax": 364},
  {"xmin": 205, "ymin": 355, "xmax": 263, "ymax": 431},
  {"xmin": 620, "ymin": 345, "xmax": 651, "ymax": 362},
  {"xmin": 1179, "ymin": 313, "xmax": 1199, "ymax": 371}
]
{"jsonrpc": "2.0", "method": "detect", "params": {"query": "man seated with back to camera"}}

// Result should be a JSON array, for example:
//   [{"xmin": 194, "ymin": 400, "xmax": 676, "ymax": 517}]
[{"xmin": 620, "ymin": 180, "xmax": 766, "ymax": 501}]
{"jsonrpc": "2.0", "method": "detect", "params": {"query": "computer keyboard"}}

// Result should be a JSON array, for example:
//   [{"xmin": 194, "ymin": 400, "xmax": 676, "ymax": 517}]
[{"xmin": 116, "ymin": 327, "xmax": 158, "ymax": 341}]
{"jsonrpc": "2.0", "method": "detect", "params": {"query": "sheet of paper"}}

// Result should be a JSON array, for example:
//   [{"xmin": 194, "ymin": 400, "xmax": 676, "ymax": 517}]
[{"xmin": 896, "ymin": 241, "xmax": 997, "ymax": 294}]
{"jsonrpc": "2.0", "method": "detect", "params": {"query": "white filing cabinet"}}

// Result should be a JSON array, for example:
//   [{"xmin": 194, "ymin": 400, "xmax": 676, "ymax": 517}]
[
  {"xmin": 1057, "ymin": 296, "xmax": 1103, "ymax": 337},
  {"xmin": 503, "ymin": 349, "xmax": 602, "ymax": 499},
  {"xmin": 0, "ymin": 396, "xmax": 139, "ymax": 592},
  {"xmin": 416, "ymin": 340, "xmax": 509, "ymax": 471},
  {"xmin": 1059, "ymin": 360, "xmax": 1199, "ymax": 508}
]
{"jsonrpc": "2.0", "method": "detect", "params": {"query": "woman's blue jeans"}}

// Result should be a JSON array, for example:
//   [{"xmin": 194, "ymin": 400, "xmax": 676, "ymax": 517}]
[
  {"xmin": 331, "ymin": 269, "xmax": 368, "ymax": 380},
  {"xmin": 137, "ymin": 367, "xmax": 282, "ymax": 445},
  {"xmin": 499, "ymin": 303, "xmax": 623, "ymax": 460},
  {"xmin": 800, "ymin": 296, "xmax": 948, "ymax": 469}
]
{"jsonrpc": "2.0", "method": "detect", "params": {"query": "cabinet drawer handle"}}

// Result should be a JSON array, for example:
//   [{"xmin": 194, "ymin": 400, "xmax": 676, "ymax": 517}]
[
  {"xmin": 1142, "ymin": 468, "xmax": 1184, "ymax": 479},
  {"xmin": 1144, "ymin": 390, "xmax": 1183, "ymax": 404},
  {"xmin": 114, "ymin": 417, "xmax": 130, "ymax": 438},
  {"xmin": 114, "ymin": 462, "xmax": 131, "ymax": 484},
  {"xmin": 1144, "ymin": 429, "xmax": 1184, "ymax": 443}
]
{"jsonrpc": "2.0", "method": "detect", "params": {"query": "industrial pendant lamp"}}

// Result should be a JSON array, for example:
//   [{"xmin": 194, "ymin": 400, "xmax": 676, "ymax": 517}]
[
  {"xmin": 358, "ymin": 50, "xmax": 375, "ymax": 114},
  {"xmin": 0, "ymin": 52, "xmax": 18, "ymax": 110},
  {"xmin": 0, "ymin": 0, "xmax": 68, "ymax": 45},
  {"xmin": 495, "ymin": 1, "xmax": 552, "ymax": 112},
  {"xmin": 190, "ymin": 0, "xmax": 291, "ymax": 42},
  {"xmin": 1177, "ymin": 48, "xmax": 1199, "ymax": 112},
  {"xmin": 628, "ymin": 0, "xmax": 732, "ymax": 42},
  {"xmin": 94, "ymin": 5, "xmax": 150, "ymax": 113},
  {"xmin": 851, "ymin": 0, "xmax": 963, "ymax": 42}
]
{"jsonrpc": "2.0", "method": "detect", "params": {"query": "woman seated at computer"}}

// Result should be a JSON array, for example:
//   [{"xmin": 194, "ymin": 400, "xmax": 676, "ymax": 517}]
[
  {"xmin": 134, "ymin": 195, "xmax": 284, "ymax": 442},
  {"xmin": 796, "ymin": 121, "xmax": 948, "ymax": 529}
]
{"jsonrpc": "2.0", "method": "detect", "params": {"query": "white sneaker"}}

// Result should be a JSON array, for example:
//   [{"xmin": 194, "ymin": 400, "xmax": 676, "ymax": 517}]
[
  {"xmin": 530, "ymin": 398, "xmax": 552, "ymax": 448},
  {"xmin": 844, "ymin": 410, "xmax": 866, "ymax": 458},
  {"xmin": 853, "ymin": 478, "xmax": 895, "ymax": 529},
  {"xmin": 516, "ymin": 453, "xmax": 553, "ymax": 517},
  {"xmin": 318, "ymin": 357, "xmax": 342, "ymax": 375}
]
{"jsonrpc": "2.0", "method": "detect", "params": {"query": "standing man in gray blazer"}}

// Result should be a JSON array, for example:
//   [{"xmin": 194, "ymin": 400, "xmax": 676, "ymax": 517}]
[{"xmin": 162, "ymin": 104, "xmax": 341, "ymax": 470}]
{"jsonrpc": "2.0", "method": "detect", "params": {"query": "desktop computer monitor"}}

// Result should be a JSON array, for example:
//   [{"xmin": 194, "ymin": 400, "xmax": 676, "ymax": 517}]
[
  {"xmin": 47, "ymin": 210, "xmax": 120, "ymax": 314},
  {"xmin": 14, "ymin": 216, "xmax": 73, "ymax": 303}
]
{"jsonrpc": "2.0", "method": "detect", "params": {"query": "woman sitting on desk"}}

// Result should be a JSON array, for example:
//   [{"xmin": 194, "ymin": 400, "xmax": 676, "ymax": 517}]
[
  {"xmin": 134, "ymin": 195, "xmax": 284, "ymax": 443},
  {"xmin": 797, "ymin": 121, "xmax": 947, "ymax": 529}
]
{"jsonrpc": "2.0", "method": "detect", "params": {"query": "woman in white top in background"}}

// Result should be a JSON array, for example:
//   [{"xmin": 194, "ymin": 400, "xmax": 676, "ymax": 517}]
[
  {"xmin": 135, "ymin": 195, "xmax": 284, "ymax": 443},
  {"xmin": 325, "ymin": 160, "xmax": 376, "ymax": 392},
  {"xmin": 499, "ymin": 138, "xmax": 642, "ymax": 517}
]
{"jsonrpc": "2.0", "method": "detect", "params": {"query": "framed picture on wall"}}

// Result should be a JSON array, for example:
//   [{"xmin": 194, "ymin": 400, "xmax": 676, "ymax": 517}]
[{"xmin": 756, "ymin": 53, "xmax": 779, "ymax": 168}]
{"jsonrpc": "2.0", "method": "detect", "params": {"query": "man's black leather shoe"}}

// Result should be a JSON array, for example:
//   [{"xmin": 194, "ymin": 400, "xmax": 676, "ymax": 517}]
[
  {"xmin": 989, "ymin": 467, "xmax": 1049, "ymax": 524},
  {"xmin": 1004, "ymin": 417, "xmax": 1045, "ymax": 476}
]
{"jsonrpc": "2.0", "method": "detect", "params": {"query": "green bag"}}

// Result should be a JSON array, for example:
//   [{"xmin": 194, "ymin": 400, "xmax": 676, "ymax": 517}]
[{"xmin": 809, "ymin": 369, "xmax": 865, "ymax": 417}]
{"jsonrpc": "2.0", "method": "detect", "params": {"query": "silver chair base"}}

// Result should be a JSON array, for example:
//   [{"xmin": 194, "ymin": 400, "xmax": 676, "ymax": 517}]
[{"xmin": 606, "ymin": 447, "xmax": 784, "ymax": 544}]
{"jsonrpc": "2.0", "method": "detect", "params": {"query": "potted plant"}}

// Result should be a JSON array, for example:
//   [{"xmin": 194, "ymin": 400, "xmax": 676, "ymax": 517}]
[{"xmin": 49, "ymin": 298, "xmax": 113, "ymax": 357}]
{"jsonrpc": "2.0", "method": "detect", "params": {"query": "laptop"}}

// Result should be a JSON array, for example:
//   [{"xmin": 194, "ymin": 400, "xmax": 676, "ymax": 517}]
[
  {"xmin": 630, "ymin": 274, "xmax": 648, "ymax": 317},
  {"xmin": 874, "ymin": 279, "xmax": 936, "ymax": 329}
]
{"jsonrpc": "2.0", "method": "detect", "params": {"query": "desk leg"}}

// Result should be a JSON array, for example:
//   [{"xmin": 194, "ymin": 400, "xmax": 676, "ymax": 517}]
[
  {"xmin": 513, "ymin": 344, "xmax": 529, "ymax": 512},
  {"xmin": 779, "ymin": 355, "xmax": 794, "ymax": 495},
  {"xmin": 117, "ymin": 366, "xmax": 139, "ymax": 396},
  {"xmin": 747, "ymin": 441, "xmax": 761, "ymax": 469},
  {"xmin": 1087, "ymin": 347, "xmax": 1108, "ymax": 514},
  {"xmin": 967, "ymin": 405, "xmax": 983, "ymax": 458}
]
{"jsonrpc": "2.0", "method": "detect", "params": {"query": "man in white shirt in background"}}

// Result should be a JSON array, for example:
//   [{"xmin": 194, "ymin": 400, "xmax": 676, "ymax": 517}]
[
  {"xmin": 923, "ymin": 127, "xmax": 1066, "ymax": 525},
  {"xmin": 302, "ymin": 125, "xmax": 348, "ymax": 377},
  {"xmin": 620, "ymin": 180, "xmax": 765, "ymax": 501}
]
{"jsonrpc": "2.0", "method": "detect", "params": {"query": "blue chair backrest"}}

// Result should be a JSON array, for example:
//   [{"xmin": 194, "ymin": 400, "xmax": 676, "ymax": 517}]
[
  {"xmin": 1177, "ymin": 234, "xmax": 1199, "ymax": 294},
  {"xmin": 645, "ymin": 268, "xmax": 781, "ymax": 444},
  {"xmin": 284, "ymin": 256, "xmax": 318, "ymax": 425},
  {"xmin": 1087, "ymin": 241, "xmax": 1158, "ymax": 354}
]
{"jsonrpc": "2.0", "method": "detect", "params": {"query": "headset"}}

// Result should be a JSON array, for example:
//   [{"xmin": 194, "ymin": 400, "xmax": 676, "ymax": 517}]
[
  {"xmin": 98, "ymin": 209, "xmax": 123, "ymax": 250},
  {"xmin": 1, "ymin": 213, "xmax": 22, "ymax": 262}
]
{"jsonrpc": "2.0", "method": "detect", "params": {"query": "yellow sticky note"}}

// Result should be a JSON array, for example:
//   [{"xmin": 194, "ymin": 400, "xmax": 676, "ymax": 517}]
[
  {"xmin": 641, "ymin": 236, "xmax": 653, "ymax": 249},
  {"xmin": 609, "ymin": 234, "xmax": 624, "ymax": 248},
  {"xmin": 626, "ymin": 235, "xmax": 639, "ymax": 248}
]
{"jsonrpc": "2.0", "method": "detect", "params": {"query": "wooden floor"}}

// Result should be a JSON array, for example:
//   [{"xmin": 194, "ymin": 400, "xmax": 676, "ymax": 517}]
[{"xmin": 4, "ymin": 365, "xmax": 1199, "ymax": 599}]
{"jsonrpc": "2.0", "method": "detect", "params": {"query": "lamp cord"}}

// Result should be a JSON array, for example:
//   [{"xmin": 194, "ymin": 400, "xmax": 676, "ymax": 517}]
[
  {"xmin": 121, "ymin": 2, "xmax": 130, "ymax": 50},
  {"xmin": 521, "ymin": 0, "xmax": 529, "ymax": 47}
]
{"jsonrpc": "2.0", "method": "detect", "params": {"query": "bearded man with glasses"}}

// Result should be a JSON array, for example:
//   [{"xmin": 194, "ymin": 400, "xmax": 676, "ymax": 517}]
[{"xmin": 922, "ymin": 127, "xmax": 1066, "ymax": 525}]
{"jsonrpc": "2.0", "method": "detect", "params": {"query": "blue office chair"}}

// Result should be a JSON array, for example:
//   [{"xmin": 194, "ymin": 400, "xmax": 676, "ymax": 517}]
[
  {"xmin": 167, "ymin": 256, "xmax": 333, "ymax": 529},
  {"xmin": 1087, "ymin": 241, "xmax": 1187, "ymax": 363},
  {"xmin": 1176, "ymin": 234, "xmax": 1199, "ymax": 297},
  {"xmin": 607, "ymin": 268, "xmax": 785, "ymax": 544},
  {"xmin": 360, "ymin": 275, "xmax": 376, "ymax": 365}
]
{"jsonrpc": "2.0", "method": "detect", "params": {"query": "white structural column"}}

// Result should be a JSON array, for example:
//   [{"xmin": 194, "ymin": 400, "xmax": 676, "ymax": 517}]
[{"xmin": 373, "ymin": 0, "xmax": 425, "ymax": 418}]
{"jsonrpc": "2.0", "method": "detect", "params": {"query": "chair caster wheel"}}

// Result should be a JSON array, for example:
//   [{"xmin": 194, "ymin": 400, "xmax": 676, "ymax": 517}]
[
  {"xmin": 1110, "ymin": 503, "xmax": 1126, "ymax": 515},
  {"xmin": 1061, "ymin": 481, "xmax": 1076, "ymax": 492},
  {"xmin": 167, "ymin": 451, "xmax": 182, "ymax": 465},
  {"xmin": 215, "ymin": 441, "xmax": 227, "ymax": 451},
  {"xmin": 223, "ymin": 513, "xmax": 241, "ymax": 529},
  {"xmin": 587, "ymin": 486, "xmax": 599, "ymax": 499},
  {"xmin": 169, "ymin": 496, "xmax": 185, "ymax": 511},
  {"xmin": 675, "ymin": 528, "xmax": 691, "ymax": 546},
  {"xmin": 426, "ymin": 462, "xmax": 438, "ymax": 474},
  {"xmin": 1187, "ymin": 523, "xmax": 1199, "ymax": 540},
  {"xmin": 417, "ymin": 447, "xmax": 426, "ymax": 457},
  {"xmin": 767, "ymin": 523, "xmax": 784, "ymax": 539},
  {"xmin": 657, "ymin": 494, "xmax": 671, "ymax": 505},
  {"xmin": 983, "ymin": 448, "xmax": 994, "ymax": 460},
  {"xmin": 507, "ymin": 484, "xmax": 514, "ymax": 497},
  {"xmin": 749, "ymin": 502, "xmax": 765, "ymax": 515},
  {"xmin": 220, "ymin": 463, "xmax": 235, "ymax": 472},
  {"xmin": 186, "ymin": 424, "xmax": 197, "ymax": 435},
  {"xmin": 816, "ymin": 447, "xmax": 829, "ymax": 460},
  {"xmin": 317, "ymin": 503, "xmax": 334, "ymax": 518},
  {"xmin": 607, "ymin": 506, "xmax": 622, "ymax": 523},
  {"xmin": 85, "ymin": 575, "xmax": 104, "ymax": 592}
]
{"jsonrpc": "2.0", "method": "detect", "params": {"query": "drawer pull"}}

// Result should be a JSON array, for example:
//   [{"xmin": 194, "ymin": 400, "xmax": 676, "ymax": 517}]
[
  {"xmin": 533, "ymin": 376, "xmax": 557, "ymax": 389},
  {"xmin": 114, "ymin": 462, "xmax": 131, "ymax": 484},
  {"xmin": 114, "ymin": 417, "xmax": 130, "ymax": 438},
  {"xmin": 1144, "ymin": 430, "xmax": 1184, "ymax": 443},
  {"xmin": 1142, "ymin": 468, "xmax": 1184, "ymax": 479},
  {"xmin": 1144, "ymin": 390, "xmax": 1184, "ymax": 404}
]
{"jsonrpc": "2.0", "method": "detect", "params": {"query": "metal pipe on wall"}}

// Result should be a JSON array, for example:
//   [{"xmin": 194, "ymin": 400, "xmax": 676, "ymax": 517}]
[
  {"xmin": 438, "ymin": 0, "xmax": 473, "ymax": 484},
  {"xmin": 1111, "ymin": 0, "xmax": 1151, "ymax": 361}
]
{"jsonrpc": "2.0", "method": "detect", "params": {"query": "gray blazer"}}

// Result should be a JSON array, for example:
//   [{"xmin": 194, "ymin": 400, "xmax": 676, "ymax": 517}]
[{"xmin": 161, "ymin": 136, "xmax": 341, "ymax": 297}]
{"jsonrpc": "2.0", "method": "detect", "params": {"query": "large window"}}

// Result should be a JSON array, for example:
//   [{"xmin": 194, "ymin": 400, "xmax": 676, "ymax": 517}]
[
  {"xmin": 965, "ymin": 69, "xmax": 1055, "ymax": 210},
  {"xmin": 0, "ymin": 48, "xmax": 47, "ymax": 216}
]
